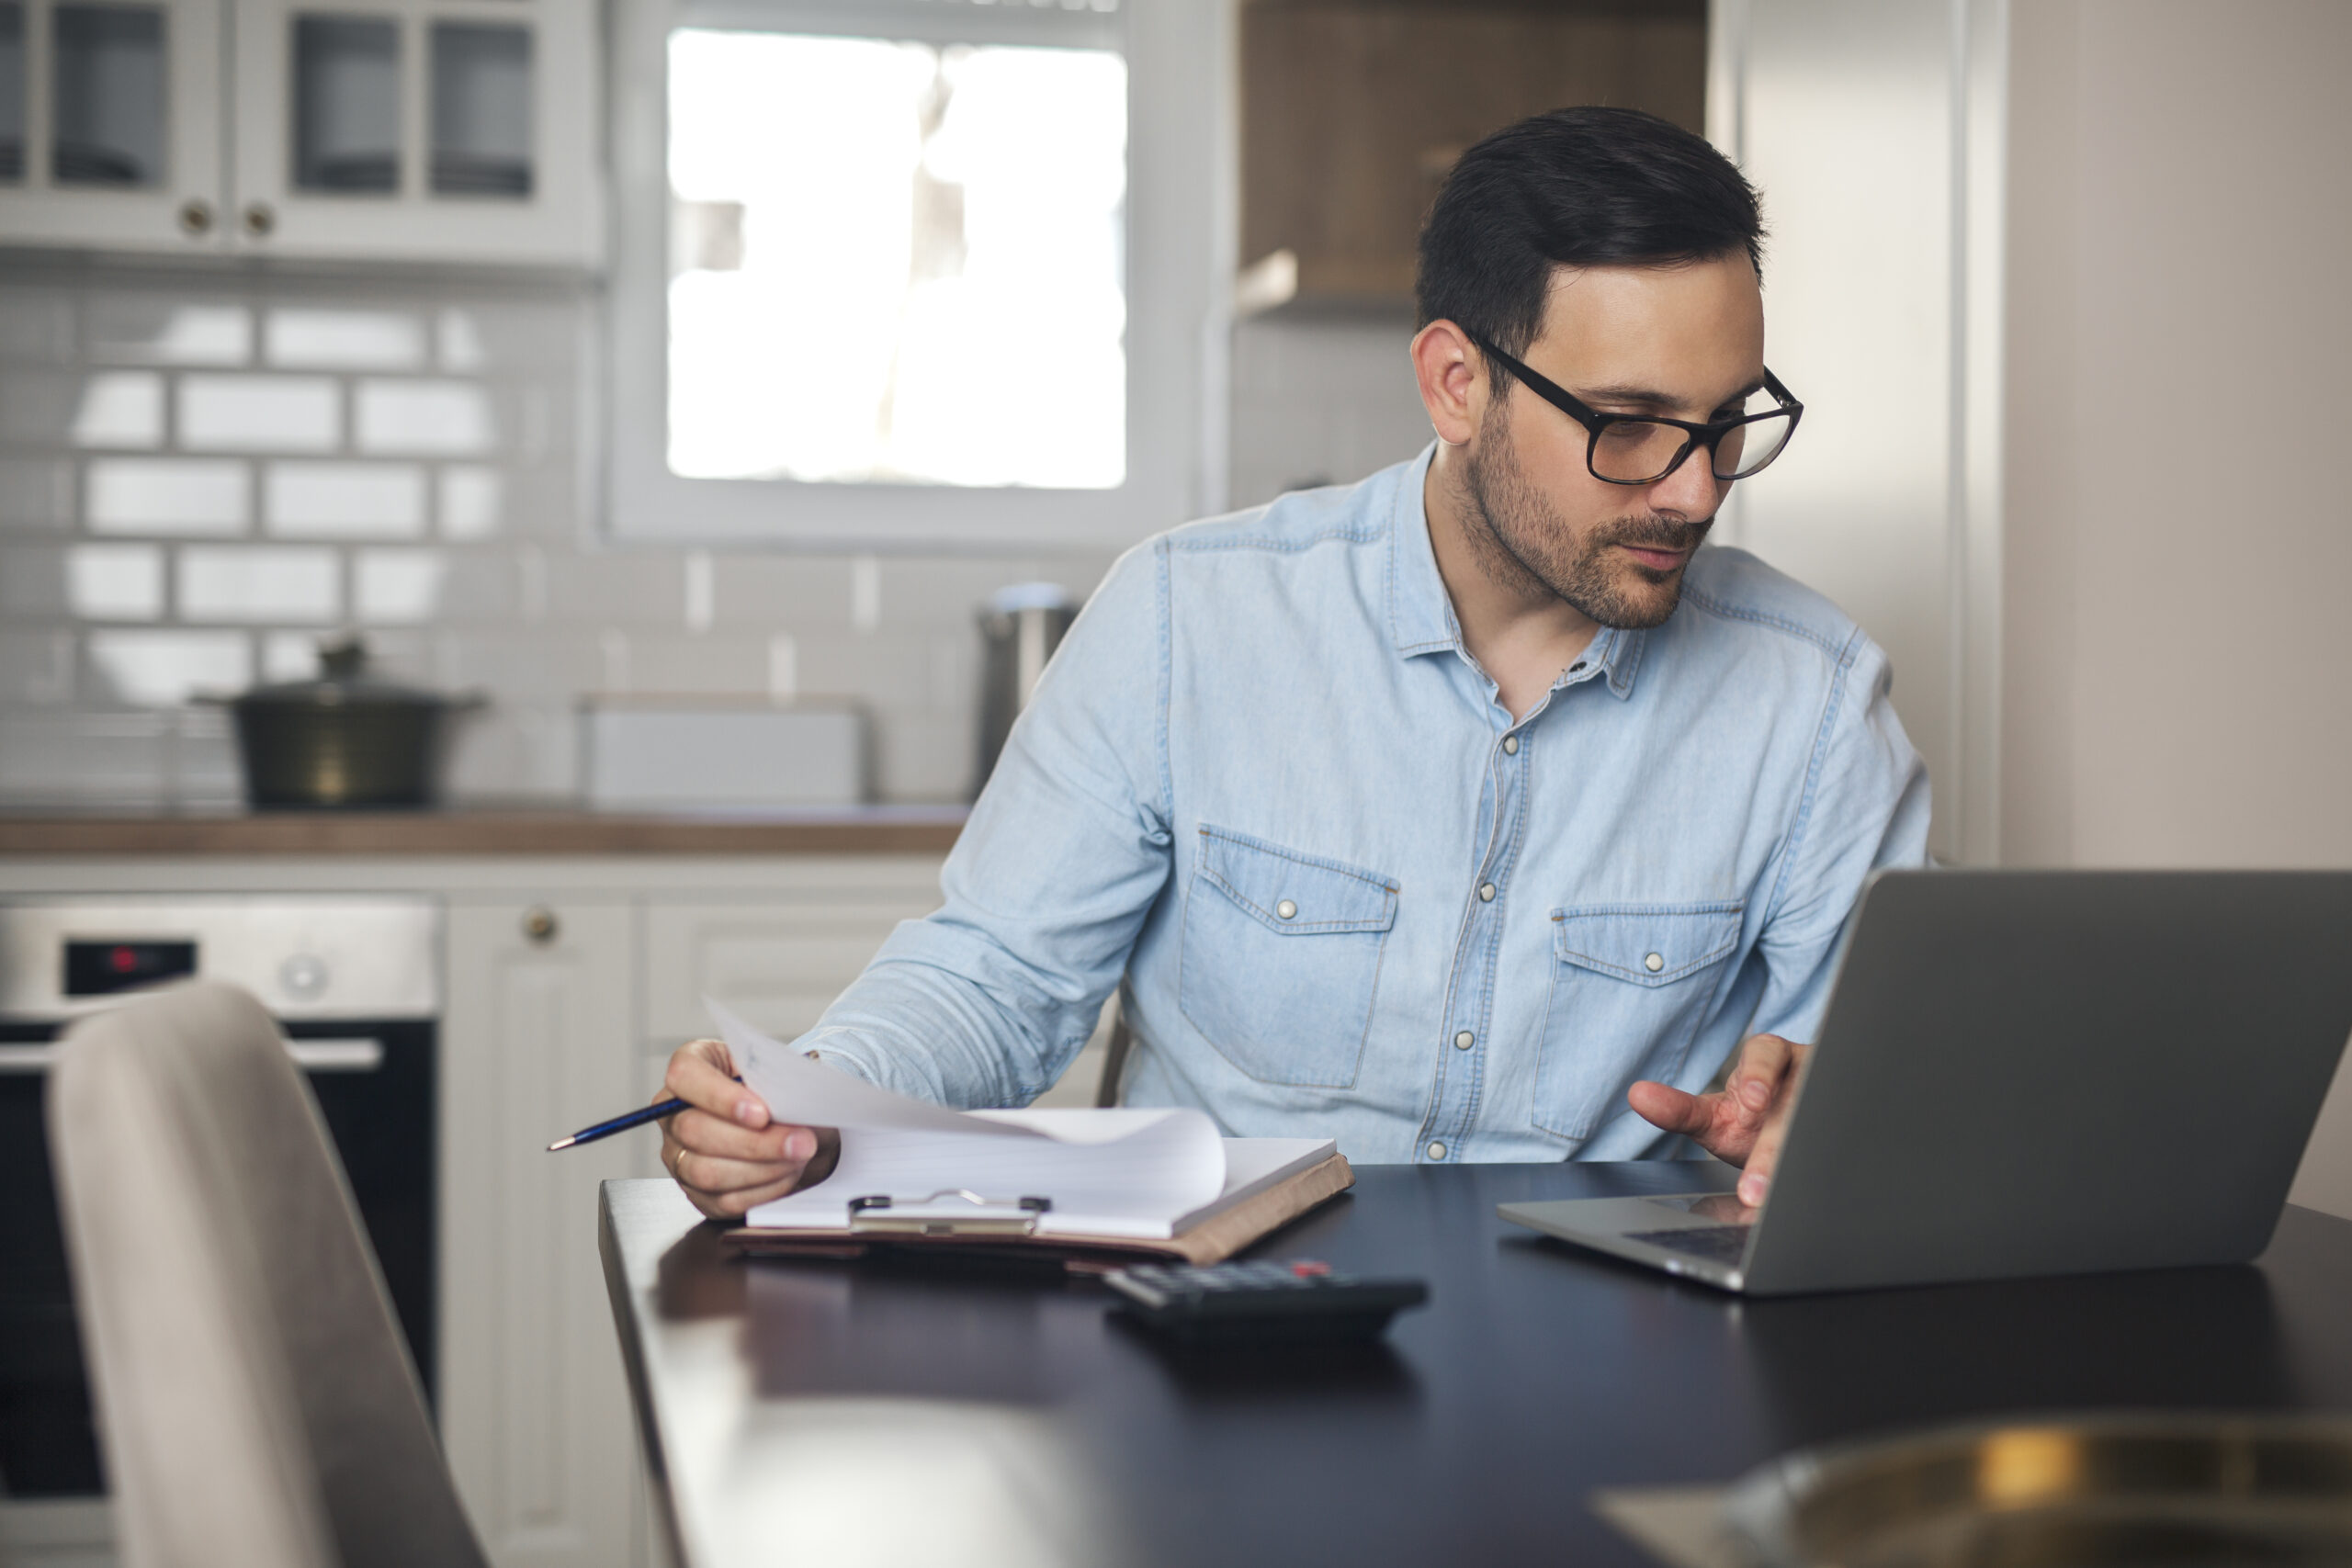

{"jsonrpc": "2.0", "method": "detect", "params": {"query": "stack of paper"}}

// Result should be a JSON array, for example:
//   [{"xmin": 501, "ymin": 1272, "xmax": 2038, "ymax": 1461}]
[{"xmin": 713, "ymin": 1003, "xmax": 1336, "ymax": 1240}]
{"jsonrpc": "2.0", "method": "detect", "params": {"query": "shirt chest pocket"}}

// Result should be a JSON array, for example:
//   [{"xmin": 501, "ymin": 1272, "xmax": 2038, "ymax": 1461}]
[
  {"xmin": 1178, "ymin": 827, "xmax": 1399, "ymax": 1089},
  {"xmin": 1532, "ymin": 901, "xmax": 1745, "ymax": 1142}
]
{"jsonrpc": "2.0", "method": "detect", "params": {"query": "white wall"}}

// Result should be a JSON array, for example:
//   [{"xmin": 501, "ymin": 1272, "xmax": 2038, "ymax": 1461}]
[{"xmin": 2001, "ymin": 0, "xmax": 2352, "ymax": 1216}]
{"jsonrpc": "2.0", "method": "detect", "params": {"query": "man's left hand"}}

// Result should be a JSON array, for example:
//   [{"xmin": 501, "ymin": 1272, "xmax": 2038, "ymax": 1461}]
[{"xmin": 1626, "ymin": 1032, "xmax": 1808, "ymax": 1206}]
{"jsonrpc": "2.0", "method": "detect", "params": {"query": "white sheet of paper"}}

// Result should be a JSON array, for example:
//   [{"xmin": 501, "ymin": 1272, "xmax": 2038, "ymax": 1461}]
[{"xmin": 716, "ymin": 999, "xmax": 1272, "ymax": 1237}]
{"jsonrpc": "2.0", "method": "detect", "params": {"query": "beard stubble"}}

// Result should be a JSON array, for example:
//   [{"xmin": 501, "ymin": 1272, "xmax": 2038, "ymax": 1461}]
[{"xmin": 1458, "ymin": 398, "xmax": 1713, "ymax": 632}]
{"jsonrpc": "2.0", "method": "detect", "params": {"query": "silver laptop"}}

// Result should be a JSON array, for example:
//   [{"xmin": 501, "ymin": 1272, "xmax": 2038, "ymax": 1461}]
[{"xmin": 1499, "ymin": 870, "xmax": 2352, "ymax": 1295}]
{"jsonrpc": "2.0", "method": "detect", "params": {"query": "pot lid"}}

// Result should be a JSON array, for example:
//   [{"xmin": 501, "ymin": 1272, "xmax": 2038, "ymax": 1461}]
[{"xmin": 232, "ymin": 637, "xmax": 474, "ymax": 710}]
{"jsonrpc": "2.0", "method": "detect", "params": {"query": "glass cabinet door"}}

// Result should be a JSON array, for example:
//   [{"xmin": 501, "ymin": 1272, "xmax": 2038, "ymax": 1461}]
[
  {"xmin": 232, "ymin": 0, "xmax": 595, "ymax": 265},
  {"xmin": 429, "ymin": 19, "xmax": 528, "ymax": 197},
  {"xmin": 0, "ymin": 0, "xmax": 227, "ymax": 249},
  {"xmin": 290, "ymin": 12, "xmax": 396, "ymax": 191},
  {"xmin": 0, "ymin": 4, "xmax": 25, "ymax": 182},
  {"xmin": 51, "ymin": 2, "xmax": 165, "ymax": 185}
]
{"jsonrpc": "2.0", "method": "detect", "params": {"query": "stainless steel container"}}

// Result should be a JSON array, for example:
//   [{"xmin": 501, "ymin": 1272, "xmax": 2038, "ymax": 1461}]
[
  {"xmin": 971, "ymin": 582, "xmax": 1077, "ymax": 800},
  {"xmin": 1723, "ymin": 1414, "xmax": 2352, "ymax": 1566}
]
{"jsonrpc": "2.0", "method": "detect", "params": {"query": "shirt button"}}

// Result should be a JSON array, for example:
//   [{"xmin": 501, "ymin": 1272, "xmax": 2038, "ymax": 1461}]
[
  {"xmin": 1501, "ymin": 735, "xmax": 1520, "ymax": 755},
  {"xmin": 1427, "ymin": 1141, "xmax": 1448, "ymax": 1160},
  {"xmin": 1453, "ymin": 1030, "xmax": 1474, "ymax": 1050},
  {"xmin": 1276, "ymin": 899, "xmax": 1297, "ymax": 919},
  {"xmin": 1644, "ymin": 952, "xmax": 1665, "ymax": 973},
  {"xmin": 1478, "ymin": 882, "xmax": 1496, "ymax": 902}
]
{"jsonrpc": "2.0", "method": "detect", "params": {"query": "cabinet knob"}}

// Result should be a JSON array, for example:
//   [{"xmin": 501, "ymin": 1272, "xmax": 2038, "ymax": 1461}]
[
  {"xmin": 522, "ymin": 906, "xmax": 560, "ymax": 945},
  {"xmin": 242, "ymin": 202, "xmax": 277, "ymax": 238},
  {"xmin": 176, "ymin": 199, "xmax": 214, "ymax": 236}
]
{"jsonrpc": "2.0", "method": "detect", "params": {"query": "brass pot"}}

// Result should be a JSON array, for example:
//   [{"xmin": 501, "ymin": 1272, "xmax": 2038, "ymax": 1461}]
[{"xmin": 1723, "ymin": 1415, "xmax": 2352, "ymax": 1567}]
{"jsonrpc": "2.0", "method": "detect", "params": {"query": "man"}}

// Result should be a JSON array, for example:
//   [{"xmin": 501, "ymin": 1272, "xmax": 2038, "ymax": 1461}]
[{"xmin": 662, "ymin": 107, "xmax": 1929, "ymax": 1219}]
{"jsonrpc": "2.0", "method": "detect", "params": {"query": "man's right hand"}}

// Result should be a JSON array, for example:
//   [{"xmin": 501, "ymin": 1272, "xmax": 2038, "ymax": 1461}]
[{"xmin": 658, "ymin": 1037, "xmax": 836, "ymax": 1220}]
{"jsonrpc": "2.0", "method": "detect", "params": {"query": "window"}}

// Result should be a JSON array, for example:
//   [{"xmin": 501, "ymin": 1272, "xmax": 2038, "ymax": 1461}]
[{"xmin": 608, "ymin": 0, "xmax": 1225, "ymax": 550}]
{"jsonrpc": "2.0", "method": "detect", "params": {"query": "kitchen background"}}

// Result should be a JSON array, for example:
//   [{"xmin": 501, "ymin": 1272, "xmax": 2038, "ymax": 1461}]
[
  {"xmin": 0, "ymin": 0, "xmax": 1668, "ymax": 814},
  {"xmin": 0, "ymin": 265, "xmax": 1434, "ymax": 807},
  {"xmin": 0, "ymin": 0, "xmax": 2346, "ymax": 867}
]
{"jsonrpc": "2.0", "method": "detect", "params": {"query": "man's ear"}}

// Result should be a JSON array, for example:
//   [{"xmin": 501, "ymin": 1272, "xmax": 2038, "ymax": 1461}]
[{"xmin": 1411, "ymin": 320, "xmax": 1485, "ymax": 446}]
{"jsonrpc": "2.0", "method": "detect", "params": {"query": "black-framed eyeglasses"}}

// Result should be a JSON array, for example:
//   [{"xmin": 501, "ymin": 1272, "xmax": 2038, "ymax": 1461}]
[{"xmin": 1467, "ymin": 333, "xmax": 1805, "ymax": 487}]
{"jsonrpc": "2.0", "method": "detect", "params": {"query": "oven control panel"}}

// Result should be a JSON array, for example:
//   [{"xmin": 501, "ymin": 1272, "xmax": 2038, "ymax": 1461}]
[{"xmin": 0, "ymin": 898, "xmax": 440, "ymax": 1020}]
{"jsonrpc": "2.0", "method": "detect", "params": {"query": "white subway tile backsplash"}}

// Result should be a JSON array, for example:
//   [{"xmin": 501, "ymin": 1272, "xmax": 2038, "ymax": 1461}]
[
  {"xmin": 873, "ymin": 709, "xmax": 973, "ymax": 804},
  {"xmin": 85, "ymin": 628, "xmax": 252, "ymax": 705},
  {"xmin": 544, "ymin": 550, "xmax": 684, "ymax": 625},
  {"xmin": 266, "ymin": 309, "xmax": 426, "ymax": 370},
  {"xmin": 0, "ymin": 266, "xmax": 1122, "ymax": 805},
  {"xmin": 354, "ymin": 547, "xmax": 447, "ymax": 623},
  {"xmin": 261, "ymin": 628, "xmax": 322, "ymax": 682},
  {"xmin": 0, "ymin": 288, "xmax": 74, "ymax": 364},
  {"xmin": 169, "ymin": 703, "xmax": 244, "ymax": 807},
  {"xmin": 0, "ymin": 545, "xmax": 62, "ymax": 615},
  {"xmin": 265, "ymin": 460, "xmax": 426, "ymax": 538},
  {"xmin": 709, "ymin": 556, "xmax": 858, "ymax": 630},
  {"xmin": 443, "ymin": 702, "xmax": 577, "ymax": 798},
  {"xmin": 178, "ymin": 375, "xmax": 341, "ymax": 452},
  {"xmin": 87, "ymin": 299, "xmax": 254, "ymax": 367},
  {"xmin": 354, "ymin": 379, "xmax": 495, "ymax": 456},
  {"xmin": 0, "ymin": 457, "xmax": 71, "ymax": 531},
  {"xmin": 436, "ymin": 309, "xmax": 488, "ymax": 372},
  {"xmin": 435, "ymin": 302, "xmax": 578, "ymax": 376},
  {"xmin": 438, "ymin": 466, "xmax": 503, "ymax": 538},
  {"xmin": 85, "ymin": 457, "xmax": 251, "ymax": 536},
  {"xmin": 67, "ymin": 544, "xmax": 164, "ymax": 620},
  {"xmin": 177, "ymin": 545, "xmax": 340, "ymax": 623},
  {"xmin": 797, "ymin": 631, "xmax": 930, "ymax": 710},
  {"xmin": 73, "ymin": 372, "xmax": 167, "ymax": 447},
  {"xmin": 0, "ymin": 709, "xmax": 170, "ymax": 800},
  {"xmin": 0, "ymin": 629, "xmax": 74, "ymax": 703},
  {"xmin": 436, "ymin": 629, "xmax": 601, "ymax": 703},
  {"xmin": 0, "ymin": 371, "xmax": 76, "ymax": 446},
  {"xmin": 608, "ymin": 634, "xmax": 769, "ymax": 695}
]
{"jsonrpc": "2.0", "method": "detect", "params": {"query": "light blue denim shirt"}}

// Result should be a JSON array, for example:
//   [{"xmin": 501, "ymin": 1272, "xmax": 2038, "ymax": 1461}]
[{"xmin": 802, "ymin": 446, "xmax": 1931, "ymax": 1164}]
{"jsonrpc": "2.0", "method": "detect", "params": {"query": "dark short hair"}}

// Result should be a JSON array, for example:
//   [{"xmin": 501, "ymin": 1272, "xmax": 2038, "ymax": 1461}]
[{"xmin": 1416, "ymin": 107, "xmax": 1764, "ymax": 378}]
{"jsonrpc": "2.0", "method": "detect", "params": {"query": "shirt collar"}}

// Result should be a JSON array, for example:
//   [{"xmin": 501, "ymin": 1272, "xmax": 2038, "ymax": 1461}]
[{"xmin": 1386, "ymin": 442, "xmax": 1647, "ymax": 701}]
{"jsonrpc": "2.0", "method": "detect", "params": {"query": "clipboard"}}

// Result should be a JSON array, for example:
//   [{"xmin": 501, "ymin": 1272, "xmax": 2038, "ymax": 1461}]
[{"xmin": 722, "ymin": 1151, "xmax": 1356, "ymax": 1269}]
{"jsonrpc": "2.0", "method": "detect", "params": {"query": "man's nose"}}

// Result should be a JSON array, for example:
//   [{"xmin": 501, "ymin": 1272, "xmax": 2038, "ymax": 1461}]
[{"xmin": 1645, "ymin": 442, "xmax": 1727, "ymax": 520}]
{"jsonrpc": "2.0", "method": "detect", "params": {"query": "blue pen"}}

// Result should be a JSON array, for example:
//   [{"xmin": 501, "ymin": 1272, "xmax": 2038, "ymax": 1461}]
[{"xmin": 546, "ymin": 1076, "xmax": 744, "ymax": 1152}]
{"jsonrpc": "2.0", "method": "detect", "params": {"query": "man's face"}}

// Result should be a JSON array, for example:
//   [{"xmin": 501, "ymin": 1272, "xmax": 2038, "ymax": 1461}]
[{"xmin": 1460, "ymin": 254, "xmax": 1767, "ymax": 629}]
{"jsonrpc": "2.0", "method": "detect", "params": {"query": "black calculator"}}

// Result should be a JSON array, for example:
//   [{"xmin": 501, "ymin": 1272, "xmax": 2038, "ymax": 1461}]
[{"xmin": 1104, "ymin": 1259, "xmax": 1429, "ymax": 1346}]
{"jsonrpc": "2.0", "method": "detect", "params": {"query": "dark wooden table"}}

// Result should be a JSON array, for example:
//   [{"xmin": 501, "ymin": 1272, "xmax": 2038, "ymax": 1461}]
[{"xmin": 600, "ymin": 1166, "xmax": 2352, "ymax": 1568}]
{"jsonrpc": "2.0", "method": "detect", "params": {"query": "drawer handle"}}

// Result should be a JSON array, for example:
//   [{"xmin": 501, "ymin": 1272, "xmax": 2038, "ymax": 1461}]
[{"xmin": 522, "ymin": 907, "xmax": 560, "ymax": 944}]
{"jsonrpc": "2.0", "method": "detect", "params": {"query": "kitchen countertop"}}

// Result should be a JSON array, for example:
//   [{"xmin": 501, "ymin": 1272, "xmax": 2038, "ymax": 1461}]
[{"xmin": 0, "ymin": 806, "xmax": 968, "ymax": 857}]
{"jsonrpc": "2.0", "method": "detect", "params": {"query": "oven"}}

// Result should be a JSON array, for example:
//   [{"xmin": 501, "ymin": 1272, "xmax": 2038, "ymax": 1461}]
[{"xmin": 0, "ymin": 897, "xmax": 440, "ymax": 1500}]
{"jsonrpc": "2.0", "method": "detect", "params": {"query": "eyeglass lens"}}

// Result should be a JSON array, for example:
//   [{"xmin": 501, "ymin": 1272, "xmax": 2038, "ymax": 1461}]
[{"xmin": 1590, "ymin": 385, "xmax": 1795, "ymax": 485}]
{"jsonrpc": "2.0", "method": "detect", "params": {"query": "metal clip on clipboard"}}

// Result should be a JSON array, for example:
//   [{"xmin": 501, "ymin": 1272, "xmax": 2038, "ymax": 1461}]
[{"xmin": 846, "ymin": 1190, "xmax": 1054, "ymax": 1237}]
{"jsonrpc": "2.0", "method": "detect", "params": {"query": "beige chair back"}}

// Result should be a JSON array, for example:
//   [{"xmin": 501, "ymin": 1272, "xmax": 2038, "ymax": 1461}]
[{"xmin": 47, "ymin": 979, "xmax": 485, "ymax": 1568}]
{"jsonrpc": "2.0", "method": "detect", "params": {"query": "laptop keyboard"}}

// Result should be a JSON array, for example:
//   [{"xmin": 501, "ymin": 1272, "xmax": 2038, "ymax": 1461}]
[{"xmin": 1624, "ymin": 1224, "xmax": 1753, "ymax": 1264}]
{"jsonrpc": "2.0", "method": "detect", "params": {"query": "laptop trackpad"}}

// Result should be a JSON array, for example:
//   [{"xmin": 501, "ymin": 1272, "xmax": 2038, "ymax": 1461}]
[{"xmin": 1641, "ymin": 1193, "xmax": 1761, "ymax": 1227}]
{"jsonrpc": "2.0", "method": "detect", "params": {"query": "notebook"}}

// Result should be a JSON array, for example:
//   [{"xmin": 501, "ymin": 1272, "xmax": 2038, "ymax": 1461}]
[{"xmin": 709, "ymin": 1002, "xmax": 1351, "ymax": 1263}]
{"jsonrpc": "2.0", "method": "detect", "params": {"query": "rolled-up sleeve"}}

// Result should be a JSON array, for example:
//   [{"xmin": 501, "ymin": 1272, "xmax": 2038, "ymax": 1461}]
[
  {"xmin": 1749, "ymin": 631, "xmax": 1933, "ymax": 1045},
  {"xmin": 795, "ymin": 543, "xmax": 1175, "ymax": 1108}
]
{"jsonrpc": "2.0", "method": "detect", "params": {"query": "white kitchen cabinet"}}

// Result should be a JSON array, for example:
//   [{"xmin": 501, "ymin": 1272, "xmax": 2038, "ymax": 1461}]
[
  {"xmin": 442, "ymin": 897, "xmax": 642, "ymax": 1568},
  {"xmin": 231, "ymin": 0, "xmax": 600, "ymax": 265},
  {"xmin": 643, "ymin": 883, "xmax": 944, "ymax": 1047},
  {"xmin": 0, "ymin": 0, "xmax": 231, "ymax": 253},
  {"xmin": 0, "ymin": 0, "xmax": 598, "ymax": 265}
]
